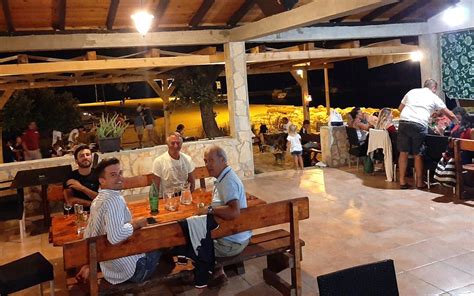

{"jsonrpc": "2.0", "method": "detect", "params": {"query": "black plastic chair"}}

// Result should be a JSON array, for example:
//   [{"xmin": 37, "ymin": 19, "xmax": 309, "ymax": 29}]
[
  {"xmin": 317, "ymin": 259, "xmax": 399, "ymax": 296},
  {"xmin": 424, "ymin": 134, "xmax": 449, "ymax": 189},
  {"xmin": 346, "ymin": 127, "xmax": 367, "ymax": 169},
  {"xmin": 0, "ymin": 180, "xmax": 25, "ymax": 241},
  {"xmin": 0, "ymin": 252, "xmax": 54, "ymax": 295}
]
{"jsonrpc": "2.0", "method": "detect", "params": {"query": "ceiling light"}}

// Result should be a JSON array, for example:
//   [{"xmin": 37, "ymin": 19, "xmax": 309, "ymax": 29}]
[
  {"xmin": 131, "ymin": 11, "xmax": 154, "ymax": 35},
  {"xmin": 305, "ymin": 95, "xmax": 312, "ymax": 102},
  {"xmin": 410, "ymin": 51, "xmax": 423, "ymax": 62},
  {"xmin": 296, "ymin": 69, "xmax": 304, "ymax": 77},
  {"xmin": 442, "ymin": 5, "xmax": 468, "ymax": 27}
]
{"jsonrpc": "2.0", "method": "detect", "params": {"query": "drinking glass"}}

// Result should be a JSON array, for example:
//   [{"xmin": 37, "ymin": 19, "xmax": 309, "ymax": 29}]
[
  {"xmin": 63, "ymin": 203, "xmax": 72, "ymax": 217},
  {"xmin": 76, "ymin": 211, "xmax": 88, "ymax": 235},
  {"xmin": 164, "ymin": 189, "xmax": 178, "ymax": 211},
  {"xmin": 180, "ymin": 183, "xmax": 192, "ymax": 205}
]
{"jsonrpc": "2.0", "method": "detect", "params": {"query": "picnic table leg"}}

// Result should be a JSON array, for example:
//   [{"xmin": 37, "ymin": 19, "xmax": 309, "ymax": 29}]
[
  {"xmin": 89, "ymin": 239, "xmax": 99, "ymax": 296},
  {"xmin": 290, "ymin": 202, "xmax": 302, "ymax": 296}
]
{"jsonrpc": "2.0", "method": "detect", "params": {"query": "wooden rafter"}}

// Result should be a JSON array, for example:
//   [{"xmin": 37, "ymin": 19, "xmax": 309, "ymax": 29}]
[
  {"xmin": 389, "ymin": 0, "xmax": 430, "ymax": 21},
  {"xmin": 153, "ymin": 0, "xmax": 170, "ymax": 28},
  {"xmin": 361, "ymin": 1, "xmax": 400, "ymax": 22},
  {"xmin": 189, "ymin": 0, "xmax": 215, "ymax": 28},
  {"xmin": 52, "ymin": 0, "xmax": 67, "ymax": 31},
  {"xmin": 256, "ymin": 0, "xmax": 285, "ymax": 16},
  {"xmin": 230, "ymin": 0, "xmax": 397, "ymax": 41},
  {"xmin": 106, "ymin": 0, "xmax": 120, "ymax": 30},
  {"xmin": 0, "ymin": 88, "xmax": 14, "ymax": 109},
  {"xmin": 227, "ymin": 0, "xmax": 256, "ymax": 27},
  {"xmin": 1, "ymin": 0, "xmax": 14, "ymax": 33},
  {"xmin": 330, "ymin": 16, "xmax": 349, "ymax": 23},
  {"xmin": 245, "ymin": 63, "xmax": 334, "ymax": 75}
]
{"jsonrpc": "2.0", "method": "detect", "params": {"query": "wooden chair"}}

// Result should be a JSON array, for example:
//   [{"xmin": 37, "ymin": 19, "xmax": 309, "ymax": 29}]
[{"xmin": 454, "ymin": 138, "xmax": 474, "ymax": 199}]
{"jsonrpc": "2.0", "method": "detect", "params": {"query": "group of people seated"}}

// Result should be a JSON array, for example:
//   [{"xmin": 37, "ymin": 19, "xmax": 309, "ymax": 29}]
[{"xmin": 66, "ymin": 133, "xmax": 249, "ymax": 289}]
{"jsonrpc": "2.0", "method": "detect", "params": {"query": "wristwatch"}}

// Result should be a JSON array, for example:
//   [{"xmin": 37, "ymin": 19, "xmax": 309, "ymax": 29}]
[{"xmin": 207, "ymin": 205, "xmax": 214, "ymax": 214}]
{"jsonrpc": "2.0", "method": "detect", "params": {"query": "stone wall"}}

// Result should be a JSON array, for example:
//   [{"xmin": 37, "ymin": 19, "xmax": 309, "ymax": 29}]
[
  {"xmin": 320, "ymin": 126, "xmax": 350, "ymax": 167},
  {"xmin": 0, "ymin": 137, "xmax": 251, "ymax": 212}
]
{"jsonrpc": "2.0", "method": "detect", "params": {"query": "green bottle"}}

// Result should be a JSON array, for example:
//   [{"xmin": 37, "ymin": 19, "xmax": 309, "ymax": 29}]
[{"xmin": 149, "ymin": 181, "xmax": 159, "ymax": 214}]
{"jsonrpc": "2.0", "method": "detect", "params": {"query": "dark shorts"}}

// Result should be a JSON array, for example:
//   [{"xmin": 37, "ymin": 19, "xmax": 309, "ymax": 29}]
[
  {"xmin": 397, "ymin": 121, "xmax": 428, "ymax": 155},
  {"xmin": 291, "ymin": 150, "xmax": 302, "ymax": 156}
]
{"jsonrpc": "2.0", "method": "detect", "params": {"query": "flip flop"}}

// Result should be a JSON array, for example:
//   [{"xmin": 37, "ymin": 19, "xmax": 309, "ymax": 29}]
[{"xmin": 400, "ymin": 184, "xmax": 410, "ymax": 189}]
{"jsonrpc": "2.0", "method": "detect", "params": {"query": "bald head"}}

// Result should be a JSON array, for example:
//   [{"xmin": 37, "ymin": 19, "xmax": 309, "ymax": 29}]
[{"xmin": 166, "ymin": 133, "xmax": 183, "ymax": 159}]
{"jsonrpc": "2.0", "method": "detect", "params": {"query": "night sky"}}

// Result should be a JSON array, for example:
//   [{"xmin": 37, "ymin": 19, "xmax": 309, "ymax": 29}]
[{"xmin": 63, "ymin": 58, "xmax": 423, "ymax": 109}]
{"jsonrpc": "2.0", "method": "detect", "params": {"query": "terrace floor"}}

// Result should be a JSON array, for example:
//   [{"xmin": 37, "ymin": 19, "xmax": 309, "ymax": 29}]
[{"xmin": 1, "ymin": 166, "xmax": 473, "ymax": 295}]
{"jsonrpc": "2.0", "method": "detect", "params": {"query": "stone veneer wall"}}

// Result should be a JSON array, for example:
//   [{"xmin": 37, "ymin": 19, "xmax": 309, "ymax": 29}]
[
  {"xmin": 320, "ymin": 126, "xmax": 350, "ymax": 167},
  {"xmin": 0, "ymin": 137, "xmax": 252, "ymax": 212}
]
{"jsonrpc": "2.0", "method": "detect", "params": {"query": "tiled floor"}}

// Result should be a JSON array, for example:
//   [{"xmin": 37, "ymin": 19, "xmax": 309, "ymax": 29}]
[{"xmin": 1, "ymin": 166, "xmax": 473, "ymax": 295}]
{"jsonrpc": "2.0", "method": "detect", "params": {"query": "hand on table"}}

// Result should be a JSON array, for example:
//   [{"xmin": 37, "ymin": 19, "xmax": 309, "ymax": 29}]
[
  {"xmin": 66, "ymin": 179, "xmax": 84, "ymax": 191},
  {"xmin": 132, "ymin": 218, "xmax": 147, "ymax": 229}
]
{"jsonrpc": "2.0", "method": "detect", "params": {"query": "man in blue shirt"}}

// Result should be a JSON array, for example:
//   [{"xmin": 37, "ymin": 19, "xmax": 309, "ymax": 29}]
[{"xmin": 203, "ymin": 145, "xmax": 251, "ymax": 286}]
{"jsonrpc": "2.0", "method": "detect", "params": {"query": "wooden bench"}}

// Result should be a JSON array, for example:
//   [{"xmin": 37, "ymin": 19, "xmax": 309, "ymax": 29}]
[
  {"xmin": 63, "ymin": 197, "xmax": 309, "ymax": 295},
  {"xmin": 122, "ymin": 166, "xmax": 211, "ymax": 191}
]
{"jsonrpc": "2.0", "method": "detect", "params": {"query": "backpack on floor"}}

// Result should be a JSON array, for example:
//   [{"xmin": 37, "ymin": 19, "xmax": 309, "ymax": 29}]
[{"xmin": 434, "ymin": 157, "xmax": 456, "ymax": 187}]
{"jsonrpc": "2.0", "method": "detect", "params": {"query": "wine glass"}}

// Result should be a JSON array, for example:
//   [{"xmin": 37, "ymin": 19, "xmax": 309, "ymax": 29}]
[{"xmin": 63, "ymin": 203, "xmax": 72, "ymax": 217}]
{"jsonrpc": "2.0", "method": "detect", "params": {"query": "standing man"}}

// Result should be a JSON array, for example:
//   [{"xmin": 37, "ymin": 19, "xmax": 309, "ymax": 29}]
[
  {"xmin": 22, "ymin": 121, "xmax": 42, "ymax": 160},
  {"xmin": 202, "ymin": 145, "xmax": 251, "ymax": 286},
  {"xmin": 152, "ymin": 133, "xmax": 196, "ymax": 196},
  {"xmin": 143, "ymin": 105, "xmax": 157, "ymax": 145},
  {"xmin": 134, "ymin": 112, "xmax": 145, "ymax": 148},
  {"xmin": 63, "ymin": 145, "xmax": 99, "ymax": 208},
  {"xmin": 75, "ymin": 157, "xmax": 160, "ymax": 285},
  {"xmin": 398, "ymin": 79, "xmax": 457, "ymax": 189}
]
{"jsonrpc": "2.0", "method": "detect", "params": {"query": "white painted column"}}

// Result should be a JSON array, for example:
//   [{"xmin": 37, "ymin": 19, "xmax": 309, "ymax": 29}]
[
  {"xmin": 224, "ymin": 42, "xmax": 254, "ymax": 178},
  {"xmin": 419, "ymin": 34, "xmax": 445, "ymax": 100}
]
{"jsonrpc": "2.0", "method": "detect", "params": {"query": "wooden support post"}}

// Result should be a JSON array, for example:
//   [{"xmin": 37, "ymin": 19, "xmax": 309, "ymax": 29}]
[
  {"xmin": 88, "ymin": 238, "xmax": 98, "ymax": 296},
  {"xmin": 290, "ymin": 201, "xmax": 302, "ymax": 295},
  {"xmin": 0, "ymin": 127, "xmax": 3, "ymax": 164},
  {"xmin": 147, "ymin": 79, "xmax": 175, "ymax": 139},
  {"xmin": 324, "ymin": 64, "xmax": 331, "ymax": 115},
  {"xmin": 291, "ymin": 69, "xmax": 310, "ymax": 122},
  {"xmin": 0, "ymin": 88, "xmax": 14, "ymax": 109}
]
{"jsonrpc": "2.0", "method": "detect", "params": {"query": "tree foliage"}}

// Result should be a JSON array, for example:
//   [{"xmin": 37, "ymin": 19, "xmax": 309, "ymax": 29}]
[
  {"xmin": 0, "ymin": 89, "xmax": 82, "ymax": 135},
  {"xmin": 172, "ymin": 66, "xmax": 223, "ymax": 138}
]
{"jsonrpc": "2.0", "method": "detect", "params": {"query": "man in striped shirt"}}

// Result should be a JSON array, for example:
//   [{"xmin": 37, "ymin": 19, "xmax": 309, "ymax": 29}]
[{"xmin": 75, "ymin": 157, "xmax": 161, "ymax": 285}]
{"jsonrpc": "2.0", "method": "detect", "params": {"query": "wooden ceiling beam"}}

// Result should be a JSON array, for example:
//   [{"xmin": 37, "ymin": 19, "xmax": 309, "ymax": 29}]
[
  {"xmin": 52, "ymin": 0, "xmax": 67, "ymax": 31},
  {"xmin": 330, "ymin": 16, "xmax": 349, "ymax": 23},
  {"xmin": 189, "ymin": 0, "xmax": 215, "ymax": 28},
  {"xmin": 230, "ymin": 0, "xmax": 397, "ymax": 41},
  {"xmin": 0, "ymin": 54, "xmax": 225, "ymax": 77},
  {"xmin": 153, "ymin": 0, "xmax": 170, "ymax": 28},
  {"xmin": 106, "ymin": 0, "xmax": 120, "ymax": 30},
  {"xmin": 1, "ymin": 0, "xmax": 14, "ymax": 33},
  {"xmin": 227, "ymin": 0, "xmax": 256, "ymax": 27},
  {"xmin": 0, "ymin": 88, "xmax": 14, "ymax": 109},
  {"xmin": 389, "ymin": 0, "xmax": 430, "ymax": 22},
  {"xmin": 360, "ymin": 1, "xmax": 400, "ymax": 22},
  {"xmin": 256, "ymin": 0, "xmax": 286, "ymax": 16}
]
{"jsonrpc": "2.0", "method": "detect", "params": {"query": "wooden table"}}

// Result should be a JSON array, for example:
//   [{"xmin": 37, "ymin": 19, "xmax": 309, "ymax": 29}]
[{"xmin": 50, "ymin": 191, "xmax": 265, "ymax": 246}]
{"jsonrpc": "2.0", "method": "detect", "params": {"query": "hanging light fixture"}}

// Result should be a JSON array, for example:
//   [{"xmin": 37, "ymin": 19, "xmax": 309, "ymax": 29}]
[
  {"xmin": 131, "ymin": 0, "xmax": 154, "ymax": 36},
  {"xmin": 131, "ymin": 11, "xmax": 154, "ymax": 35}
]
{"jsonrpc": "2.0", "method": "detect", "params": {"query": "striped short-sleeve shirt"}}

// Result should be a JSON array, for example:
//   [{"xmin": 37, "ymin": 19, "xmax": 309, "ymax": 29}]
[{"xmin": 84, "ymin": 189, "xmax": 144, "ymax": 284}]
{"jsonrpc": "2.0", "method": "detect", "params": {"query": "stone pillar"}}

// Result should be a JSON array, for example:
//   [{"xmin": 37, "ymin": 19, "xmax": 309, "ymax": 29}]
[
  {"xmin": 419, "ymin": 34, "xmax": 444, "ymax": 100},
  {"xmin": 320, "ymin": 126, "xmax": 349, "ymax": 167},
  {"xmin": 224, "ymin": 42, "xmax": 254, "ymax": 178}
]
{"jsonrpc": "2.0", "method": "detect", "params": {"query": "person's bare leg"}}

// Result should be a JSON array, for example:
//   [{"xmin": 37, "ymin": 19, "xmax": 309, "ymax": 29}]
[
  {"xmin": 298, "ymin": 155, "xmax": 304, "ymax": 169},
  {"xmin": 414, "ymin": 155, "xmax": 424, "ymax": 187},
  {"xmin": 399, "ymin": 152, "xmax": 409, "ymax": 185},
  {"xmin": 138, "ymin": 134, "xmax": 143, "ymax": 148},
  {"xmin": 293, "ymin": 155, "xmax": 299, "ymax": 169}
]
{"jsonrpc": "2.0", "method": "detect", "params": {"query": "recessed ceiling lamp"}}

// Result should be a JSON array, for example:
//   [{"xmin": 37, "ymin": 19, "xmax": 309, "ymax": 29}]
[
  {"xmin": 442, "ymin": 5, "xmax": 468, "ymax": 27},
  {"xmin": 131, "ymin": 11, "xmax": 154, "ymax": 35},
  {"xmin": 410, "ymin": 51, "xmax": 423, "ymax": 62},
  {"xmin": 296, "ymin": 69, "xmax": 304, "ymax": 77}
]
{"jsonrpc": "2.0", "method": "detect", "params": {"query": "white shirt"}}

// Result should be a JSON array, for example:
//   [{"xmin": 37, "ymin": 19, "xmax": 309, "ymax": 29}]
[
  {"xmin": 68, "ymin": 128, "xmax": 79, "ymax": 143},
  {"xmin": 152, "ymin": 152, "xmax": 195, "ymax": 196},
  {"xmin": 287, "ymin": 133, "xmax": 302, "ymax": 152},
  {"xmin": 400, "ymin": 88, "xmax": 446, "ymax": 127},
  {"xmin": 85, "ymin": 189, "xmax": 144, "ymax": 284}
]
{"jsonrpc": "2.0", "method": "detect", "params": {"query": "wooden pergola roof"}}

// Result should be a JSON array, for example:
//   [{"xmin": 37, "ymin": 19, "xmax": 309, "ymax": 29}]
[{"xmin": 0, "ymin": 0, "xmax": 459, "ymax": 35}]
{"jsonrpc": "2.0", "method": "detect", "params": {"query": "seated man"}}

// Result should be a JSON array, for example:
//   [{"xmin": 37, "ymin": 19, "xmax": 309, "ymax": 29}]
[
  {"xmin": 152, "ymin": 133, "xmax": 196, "ymax": 196},
  {"xmin": 75, "ymin": 157, "xmax": 160, "ymax": 284},
  {"xmin": 63, "ymin": 145, "xmax": 99, "ymax": 209},
  {"xmin": 202, "ymin": 145, "xmax": 252, "ymax": 286}
]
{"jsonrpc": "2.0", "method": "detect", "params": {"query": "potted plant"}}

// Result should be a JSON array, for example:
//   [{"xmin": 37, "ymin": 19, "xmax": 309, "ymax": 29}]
[{"xmin": 96, "ymin": 113, "xmax": 128, "ymax": 153}]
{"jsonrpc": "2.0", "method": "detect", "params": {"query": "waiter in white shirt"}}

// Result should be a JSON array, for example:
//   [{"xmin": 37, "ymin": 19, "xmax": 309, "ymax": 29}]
[{"xmin": 397, "ymin": 79, "xmax": 457, "ymax": 189}]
